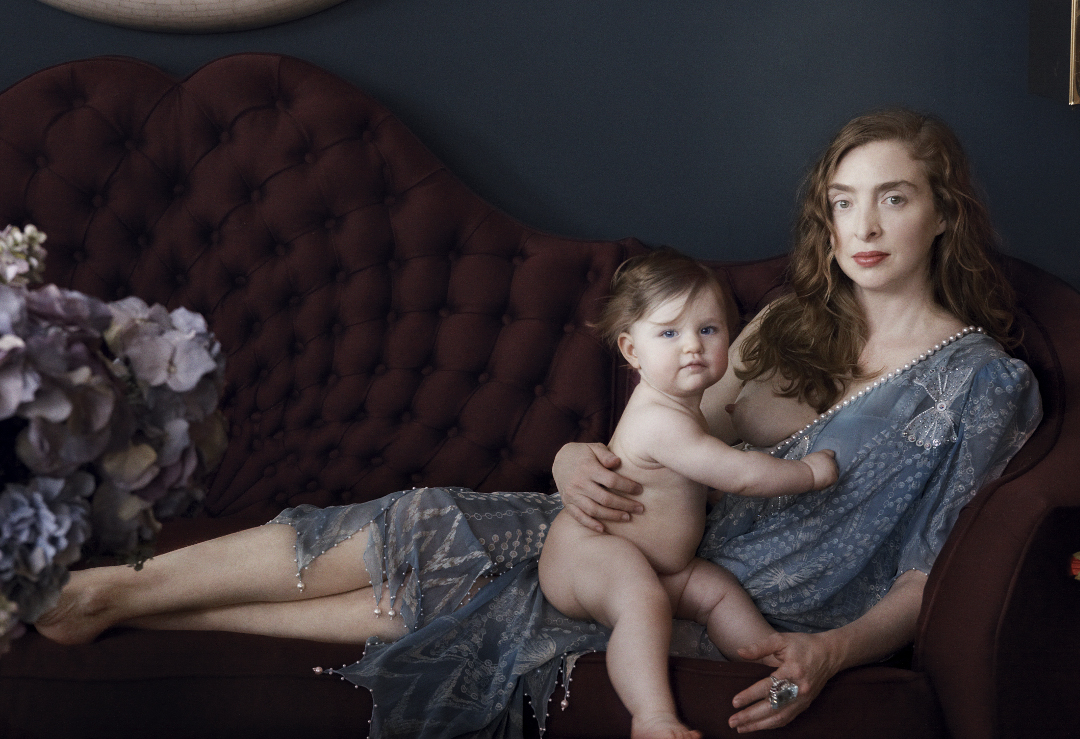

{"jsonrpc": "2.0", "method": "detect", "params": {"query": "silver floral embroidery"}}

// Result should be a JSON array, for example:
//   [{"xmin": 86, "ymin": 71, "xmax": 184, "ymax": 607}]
[{"xmin": 902, "ymin": 366, "xmax": 973, "ymax": 448}]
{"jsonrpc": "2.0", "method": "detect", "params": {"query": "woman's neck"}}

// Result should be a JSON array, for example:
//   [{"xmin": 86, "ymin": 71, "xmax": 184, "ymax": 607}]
[{"xmin": 854, "ymin": 288, "xmax": 965, "ymax": 377}]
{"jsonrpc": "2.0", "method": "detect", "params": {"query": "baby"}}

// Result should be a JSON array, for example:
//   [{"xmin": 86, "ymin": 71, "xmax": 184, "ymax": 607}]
[{"xmin": 538, "ymin": 249, "xmax": 837, "ymax": 739}]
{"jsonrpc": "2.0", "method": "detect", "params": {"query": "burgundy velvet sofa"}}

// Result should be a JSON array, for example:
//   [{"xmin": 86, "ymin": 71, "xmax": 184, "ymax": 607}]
[{"xmin": 0, "ymin": 54, "xmax": 1077, "ymax": 739}]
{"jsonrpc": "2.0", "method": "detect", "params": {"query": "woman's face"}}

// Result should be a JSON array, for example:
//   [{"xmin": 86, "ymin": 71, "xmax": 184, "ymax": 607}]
[{"xmin": 827, "ymin": 139, "xmax": 946, "ymax": 299}]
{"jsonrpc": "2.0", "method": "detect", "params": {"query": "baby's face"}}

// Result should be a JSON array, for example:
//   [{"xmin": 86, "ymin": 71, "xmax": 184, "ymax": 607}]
[{"xmin": 619, "ymin": 290, "xmax": 729, "ymax": 399}]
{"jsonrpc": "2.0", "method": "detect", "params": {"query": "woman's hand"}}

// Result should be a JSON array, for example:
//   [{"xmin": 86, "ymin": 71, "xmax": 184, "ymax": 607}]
[
  {"xmin": 727, "ymin": 570, "xmax": 926, "ymax": 732},
  {"xmin": 728, "ymin": 631, "xmax": 845, "ymax": 733},
  {"xmin": 551, "ymin": 442, "xmax": 643, "ymax": 532}
]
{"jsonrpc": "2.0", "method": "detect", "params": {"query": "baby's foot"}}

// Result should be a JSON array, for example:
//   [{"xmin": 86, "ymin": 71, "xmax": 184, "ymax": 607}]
[
  {"xmin": 33, "ymin": 570, "xmax": 115, "ymax": 645},
  {"xmin": 631, "ymin": 712, "xmax": 702, "ymax": 739}
]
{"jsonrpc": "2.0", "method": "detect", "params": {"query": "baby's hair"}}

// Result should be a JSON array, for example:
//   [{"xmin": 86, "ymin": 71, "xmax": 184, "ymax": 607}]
[{"xmin": 596, "ymin": 248, "xmax": 735, "ymax": 346}]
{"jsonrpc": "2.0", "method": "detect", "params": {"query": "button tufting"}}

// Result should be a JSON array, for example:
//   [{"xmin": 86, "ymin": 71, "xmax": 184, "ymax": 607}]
[
  {"xmin": 478, "ymin": 373, "xmax": 490, "ymax": 383},
  {"xmin": 446, "ymin": 427, "xmax": 459, "ymax": 438},
  {"xmin": 219, "ymin": 130, "xmax": 230, "ymax": 144},
  {"xmin": 306, "ymin": 480, "xmax": 318, "ymax": 491},
  {"xmin": 264, "ymin": 465, "xmax": 276, "ymax": 477},
  {"xmin": 35, "ymin": 155, "xmax": 48, "ymax": 169},
  {"xmin": 370, "ymin": 456, "xmax": 383, "ymax": 466},
  {"xmin": 500, "ymin": 448, "xmax": 512, "ymax": 460},
  {"xmin": 172, "ymin": 183, "xmax": 185, "ymax": 197},
  {"xmin": 534, "ymin": 385, "xmax": 545, "ymax": 397},
  {"xmin": 410, "ymin": 473, "xmax": 422, "ymax": 484},
  {"xmin": 91, "ymin": 195, "xmax": 104, "ymax": 208},
  {"xmin": 328, "ymin": 449, "xmax": 341, "ymax": 459},
  {"xmin": 336, "ymin": 270, "xmax": 348, "ymax": 283},
  {"xmin": 275, "ymin": 243, "xmax": 287, "ymax": 256},
  {"xmin": 502, "ymin": 315, "xmax": 512, "ymax": 325},
  {"xmin": 374, "ymin": 364, "xmax": 387, "ymax": 375},
  {"xmin": 137, "ymin": 234, "xmax": 150, "ymax": 248},
  {"xmin": 124, "ymin": 139, "xmax": 138, "ymax": 151},
  {"xmin": 563, "ymin": 323, "xmax": 575, "ymax": 333},
  {"xmin": 420, "ymin": 366, "xmax": 434, "ymax": 376},
  {"xmin": 384, "ymin": 195, "xmax": 396, "ymax": 207},
  {"xmin": 73, "ymin": 250, "xmax": 86, "ymax": 263},
  {"xmin": 325, "ymin": 218, "xmax": 337, "ymax": 231},
  {"xmin": 234, "ymin": 275, "xmax": 248, "ymax": 287},
  {"xmin": 438, "ymin": 307, "xmax": 451, "ymax": 318},
  {"xmin": 400, "ymin": 412, "xmax": 412, "ymax": 423},
  {"xmin": 304, "ymin": 152, "xmax": 317, "ymax": 165}
]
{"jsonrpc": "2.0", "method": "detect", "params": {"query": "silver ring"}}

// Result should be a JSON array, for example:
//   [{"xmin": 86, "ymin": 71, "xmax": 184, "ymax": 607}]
[{"xmin": 768, "ymin": 676, "xmax": 799, "ymax": 709}]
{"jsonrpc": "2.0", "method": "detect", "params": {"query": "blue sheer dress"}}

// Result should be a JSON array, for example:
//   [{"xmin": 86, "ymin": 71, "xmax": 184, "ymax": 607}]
[{"xmin": 269, "ymin": 329, "xmax": 1042, "ymax": 738}]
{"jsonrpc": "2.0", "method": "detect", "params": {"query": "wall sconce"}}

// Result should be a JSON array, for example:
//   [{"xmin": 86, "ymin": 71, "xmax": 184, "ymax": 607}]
[
  {"xmin": 1029, "ymin": 0, "xmax": 1080, "ymax": 105},
  {"xmin": 35, "ymin": 0, "xmax": 349, "ymax": 33}
]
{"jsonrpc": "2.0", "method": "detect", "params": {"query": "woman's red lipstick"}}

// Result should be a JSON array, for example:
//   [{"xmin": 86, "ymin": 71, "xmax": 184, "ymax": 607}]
[{"xmin": 852, "ymin": 251, "xmax": 888, "ymax": 267}]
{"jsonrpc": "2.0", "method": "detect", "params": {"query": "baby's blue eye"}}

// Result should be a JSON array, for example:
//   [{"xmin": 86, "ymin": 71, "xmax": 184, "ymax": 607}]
[
  {"xmin": 700, "ymin": 326, "xmax": 717, "ymax": 336},
  {"xmin": 662, "ymin": 329, "xmax": 677, "ymax": 338}
]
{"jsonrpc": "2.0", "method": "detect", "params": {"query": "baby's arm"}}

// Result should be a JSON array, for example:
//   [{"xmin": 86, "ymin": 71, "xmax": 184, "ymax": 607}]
[{"xmin": 629, "ymin": 405, "xmax": 836, "ymax": 497}]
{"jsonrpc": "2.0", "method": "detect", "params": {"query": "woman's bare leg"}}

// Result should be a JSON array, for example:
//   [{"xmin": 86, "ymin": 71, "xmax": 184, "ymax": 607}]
[
  {"xmin": 36, "ymin": 522, "xmax": 373, "ymax": 645},
  {"xmin": 125, "ymin": 585, "xmax": 408, "ymax": 644}
]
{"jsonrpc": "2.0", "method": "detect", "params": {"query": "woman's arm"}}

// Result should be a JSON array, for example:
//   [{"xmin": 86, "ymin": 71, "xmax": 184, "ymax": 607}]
[
  {"xmin": 727, "ymin": 569, "xmax": 926, "ymax": 733},
  {"xmin": 551, "ymin": 442, "xmax": 643, "ymax": 532}
]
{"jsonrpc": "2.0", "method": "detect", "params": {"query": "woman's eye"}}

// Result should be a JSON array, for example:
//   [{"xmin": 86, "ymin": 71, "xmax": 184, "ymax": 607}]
[
  {"xmin": 885, "ymin": 195, "xmax": 905, "ymax": 206},
  {"xmin": 831, "ymin": 199, "xmax": 850, "ymax": 210}
]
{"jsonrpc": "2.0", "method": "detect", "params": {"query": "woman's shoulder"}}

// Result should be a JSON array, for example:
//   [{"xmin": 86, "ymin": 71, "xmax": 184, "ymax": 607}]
[
  {"xmin": 934, "ymin": 331, "xmax": 1041, "ymax": 413},
  {"xmin": 943, "ymin": 331, "xmax": 1035, "ymax": 379}
]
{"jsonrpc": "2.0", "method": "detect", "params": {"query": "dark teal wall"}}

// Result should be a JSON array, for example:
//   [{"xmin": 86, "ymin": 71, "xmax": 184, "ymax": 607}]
[{"xmin": 3, "ymin": 0, "xmax": 1078, "ymax": 289}]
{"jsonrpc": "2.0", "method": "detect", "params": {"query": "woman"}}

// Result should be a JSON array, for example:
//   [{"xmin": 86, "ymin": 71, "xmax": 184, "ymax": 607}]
[{"xmin": 35, "ymin": 109, "xmax": 1041, "ymax": 737}]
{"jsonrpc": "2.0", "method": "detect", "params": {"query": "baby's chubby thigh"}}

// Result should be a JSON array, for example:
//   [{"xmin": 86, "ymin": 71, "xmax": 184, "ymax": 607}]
[{"xmin": 538, "ymin": 513, "xmax": 668, "ymax": 629}]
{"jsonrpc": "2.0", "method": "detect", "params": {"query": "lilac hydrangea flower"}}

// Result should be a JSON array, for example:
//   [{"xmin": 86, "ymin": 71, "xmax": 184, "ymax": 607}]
[{"xmin": 0, "ymin": 473, "xmax": 93, "ymax": 622}]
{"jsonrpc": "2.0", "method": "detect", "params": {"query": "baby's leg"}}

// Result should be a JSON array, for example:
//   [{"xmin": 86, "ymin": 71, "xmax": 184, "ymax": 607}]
[
  {"xmin": 665, "ymin": 557, "xmax": 775, "ymax": 660},
  {"xmin": 539, "ymin": 518, "xmax": 701, "ymax": 739}
]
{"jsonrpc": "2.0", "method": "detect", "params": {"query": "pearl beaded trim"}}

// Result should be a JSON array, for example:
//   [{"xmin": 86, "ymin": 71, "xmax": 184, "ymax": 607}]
[{"xmin": 772, "ymin": 326, "xmax": 983, "ymax": 454}]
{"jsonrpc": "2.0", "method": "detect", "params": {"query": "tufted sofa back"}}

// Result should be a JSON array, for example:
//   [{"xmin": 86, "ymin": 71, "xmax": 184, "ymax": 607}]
[{"xmin": 0, "ymin": 54, "xmax": 647, "ymax": 519}]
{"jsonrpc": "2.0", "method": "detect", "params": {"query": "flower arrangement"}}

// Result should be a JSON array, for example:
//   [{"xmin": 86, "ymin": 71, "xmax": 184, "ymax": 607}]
[{"xmin": 0, "ymin": 225, "xmax": 227, "ymax": 655}]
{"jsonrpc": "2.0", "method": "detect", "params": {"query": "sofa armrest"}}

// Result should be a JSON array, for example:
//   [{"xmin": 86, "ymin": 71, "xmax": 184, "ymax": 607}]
[{"xmin": 916, "ymin": 443, "xmax": 1080, "ymax": 739}]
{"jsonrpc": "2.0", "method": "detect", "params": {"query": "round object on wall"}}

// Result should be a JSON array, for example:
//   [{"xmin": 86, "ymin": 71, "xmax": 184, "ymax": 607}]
[{"xmin": 35, "ymin": 0, "xmax": 349, "ymax": 33}]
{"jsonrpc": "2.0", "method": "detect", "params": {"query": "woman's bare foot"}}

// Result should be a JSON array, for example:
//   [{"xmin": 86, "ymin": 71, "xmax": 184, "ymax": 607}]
[
  {"xmin": 631, "ymin": 712, "xmax": 702, "ymax": 739},
  {"xmin": 33, "ymin": 569, "xmax": 117, "ymax": 646}
]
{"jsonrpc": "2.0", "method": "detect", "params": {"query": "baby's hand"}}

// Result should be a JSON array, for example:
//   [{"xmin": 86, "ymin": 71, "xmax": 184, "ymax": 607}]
[{"xmin": 803, "ymin": 450, "xmax": 837, "ymax": 490}]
